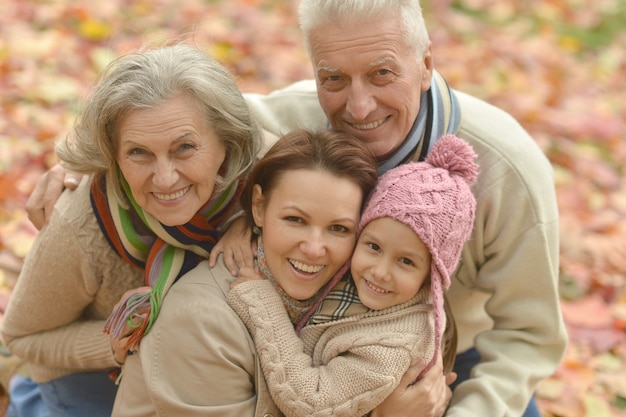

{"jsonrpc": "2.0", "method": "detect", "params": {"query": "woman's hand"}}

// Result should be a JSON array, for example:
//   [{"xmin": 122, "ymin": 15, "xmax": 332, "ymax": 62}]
[
  {"xmin": 26, "ymin": 164, "xmax": 83, "ymax": 229},
  {"xmin": 110, "ymin": 332, "xmax": 133, "ymax": 366},
  {"xmin": 209, "ymin": 217, "xmax": 256, "ymax": 276},
  {"xmin": 108, "ymin": 286, "xmax": 151, "ymax": 365},
  {"xmin": 230, "ymin": 266, "xmax": 262, "ymax": 289},
  {"xmin": 370, "ymin": 354, "xmax": 456, "ymax": 417}
]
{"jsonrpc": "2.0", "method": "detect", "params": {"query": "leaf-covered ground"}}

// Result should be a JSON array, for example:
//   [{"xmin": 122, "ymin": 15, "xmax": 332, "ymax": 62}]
[{"xmin": 0, "ymin": 1, "xmax": 624, "ymax": 416}]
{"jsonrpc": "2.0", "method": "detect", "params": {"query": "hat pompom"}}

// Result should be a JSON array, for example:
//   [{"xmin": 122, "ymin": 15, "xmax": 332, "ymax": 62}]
[{"xmin": 426, "ymin": 134, "xmax": 478, "ymax": 186}]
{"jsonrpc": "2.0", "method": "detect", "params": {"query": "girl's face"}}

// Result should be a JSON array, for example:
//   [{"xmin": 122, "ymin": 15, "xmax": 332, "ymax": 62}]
[
  {"xmin": 252, "ymin": 168, "xmax": 363, "ymax": 300},
  {"xmin": 116, "ymin": 95, "xmax": 226, "ymax": 226},
  {"xmin": 351, "ymin": 217, "xmax": 431, "ymax": 310}
]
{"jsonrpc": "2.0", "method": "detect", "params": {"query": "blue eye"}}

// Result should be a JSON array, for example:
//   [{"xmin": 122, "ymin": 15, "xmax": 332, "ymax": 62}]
[
  {"xmin": 179, "ymin": 143, "xmax": 196, "ymax": 151},
  {"xmin": 128, "ymin": 148, "xmax": 147, "ymax": 156}
]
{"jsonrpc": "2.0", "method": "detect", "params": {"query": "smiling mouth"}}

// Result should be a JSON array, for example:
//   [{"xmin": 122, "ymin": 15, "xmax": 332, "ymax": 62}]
[
  {"xmin": 153, "ymin": 186, "xmax": 191, "ymax": 201},
  {"xmin": 289, "ymin": 259, "xmax": 325, "ymax": 274},
  {"xmin": 351, "ymin": 117, "xmax": 388, "ymax": 130},
  {"xmin": 364, "ymin": 279, "xmax": 389, "ymax": 294}
]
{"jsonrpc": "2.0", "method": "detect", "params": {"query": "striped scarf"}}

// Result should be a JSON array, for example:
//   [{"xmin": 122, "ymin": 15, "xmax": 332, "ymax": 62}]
[{"xmin": 92, "ymin": 175, "xmax": 244, "ymax": 350}]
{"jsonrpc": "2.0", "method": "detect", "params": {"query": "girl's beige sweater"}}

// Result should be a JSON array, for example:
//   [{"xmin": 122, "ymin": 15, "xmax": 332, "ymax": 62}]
[{"xmin": 229, "ymin": 280, "xmax": 436, "ymax": 417}]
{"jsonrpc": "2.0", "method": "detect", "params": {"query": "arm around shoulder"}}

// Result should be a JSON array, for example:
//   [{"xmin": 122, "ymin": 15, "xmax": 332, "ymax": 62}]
[{"xmin": 26, "ymin": 164, "xmax": 83, "ymax": 229}]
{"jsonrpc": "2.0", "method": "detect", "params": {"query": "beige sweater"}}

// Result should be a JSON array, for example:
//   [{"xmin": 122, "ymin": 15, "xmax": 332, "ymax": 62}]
[
  {"xmin": 229, "ymin": 279, "xmax": 436, "ymax": 417},
  {"xmin": 112, "ymin": 259, "xmax": 281, "ymax": 417},
  {"xmin": 1, "ymin": 177, "xmax": 144, "ymax": 383}
]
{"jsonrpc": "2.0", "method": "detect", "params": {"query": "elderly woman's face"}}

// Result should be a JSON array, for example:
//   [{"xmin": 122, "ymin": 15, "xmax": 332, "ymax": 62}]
[{"xmin": 116, "ymin": 95, "xmax": 226, "ymax": 226}]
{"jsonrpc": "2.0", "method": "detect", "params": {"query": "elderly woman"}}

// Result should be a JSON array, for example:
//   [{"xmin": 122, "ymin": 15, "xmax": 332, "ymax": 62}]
[{"xmin": 2, "ymin": 44, "xmax": 261, "ymax": 417}]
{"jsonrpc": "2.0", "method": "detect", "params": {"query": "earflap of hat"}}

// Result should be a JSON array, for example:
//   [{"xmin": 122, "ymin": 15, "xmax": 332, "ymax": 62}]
[{"xmin": 419, "ymin": 253, "xmax": 449, "ymax": 376}]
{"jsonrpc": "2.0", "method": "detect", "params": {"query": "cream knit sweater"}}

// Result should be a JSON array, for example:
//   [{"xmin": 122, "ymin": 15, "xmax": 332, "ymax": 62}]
[{"xmin": 229, "ymin": 279, "xmax": 436, "ymax": 417}]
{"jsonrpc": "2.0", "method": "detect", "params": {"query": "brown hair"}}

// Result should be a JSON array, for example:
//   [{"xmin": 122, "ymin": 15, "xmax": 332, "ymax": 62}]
[{"xmin": 240, "ymin": 129, "xmax": 378, "ymax": 232}]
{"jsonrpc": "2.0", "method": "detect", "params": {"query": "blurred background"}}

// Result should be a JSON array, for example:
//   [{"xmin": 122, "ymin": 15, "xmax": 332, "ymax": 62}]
[{"xmin": 0, "ymin": 0, "xmax": 624, "ymax": 415}]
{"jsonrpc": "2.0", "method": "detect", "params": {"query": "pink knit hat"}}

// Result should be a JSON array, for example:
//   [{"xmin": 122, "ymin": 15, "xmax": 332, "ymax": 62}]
[{"xmin": 358, "ymin": 134, "xmax": 478, "ymax": 374}]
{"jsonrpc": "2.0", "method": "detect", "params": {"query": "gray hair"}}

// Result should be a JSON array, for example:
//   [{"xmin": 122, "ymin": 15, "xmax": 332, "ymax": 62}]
[
  {"xmin": 298, "ymin": 0, "xmax": 430, "ymax": 59},
  {"xmin": 56, "ymin": 43, "xmax": 261, "ymax": 204}
]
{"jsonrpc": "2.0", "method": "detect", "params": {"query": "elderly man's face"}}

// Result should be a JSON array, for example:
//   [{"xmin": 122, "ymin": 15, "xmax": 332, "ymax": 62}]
[{"xmin": 310, "ymin": 14, "xmax": 432, "ymax": 159}]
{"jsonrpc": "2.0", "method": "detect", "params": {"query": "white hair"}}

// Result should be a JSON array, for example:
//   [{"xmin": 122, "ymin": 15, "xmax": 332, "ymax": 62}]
[{"xmin": 298, "ymin": 0, "xmax": 430, "ymax": 59}]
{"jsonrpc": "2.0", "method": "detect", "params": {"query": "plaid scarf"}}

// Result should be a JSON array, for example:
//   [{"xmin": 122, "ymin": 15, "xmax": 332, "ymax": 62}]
[
  {"xmin": 91, "ymin": 175, "xmax": 243, "ymax": 350},
  {"xmin": 307, "ymin": 274, "xmax": 369, "ymax": 325}
]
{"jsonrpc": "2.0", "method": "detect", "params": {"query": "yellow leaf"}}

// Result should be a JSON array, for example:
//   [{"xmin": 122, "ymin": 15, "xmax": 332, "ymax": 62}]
[
  {"xmin": 536, "ymin": 378, "xmax": 565, "ymax": 400},
  {"xmin": 560, "ymin": 36, "xmax": 582, "ymax": 53},
  {"xmin": 33, "ymin": 75, "xmax": 82, "ymax": 104},
  {"xmin": 79, "ymin": 20, "xmax": 113, "ymax": 41},
  {"xmin": 90, "ymin": 47, "xmax": 117, "ymax": 73},
  {"xmin": 594, "ymin": 352, "xmax": 623, "ymax": 373}
]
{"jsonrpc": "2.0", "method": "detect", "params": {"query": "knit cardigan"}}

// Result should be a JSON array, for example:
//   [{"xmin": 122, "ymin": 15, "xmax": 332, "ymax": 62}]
[{"xmin": 228, "ymin": 279, "xmax": 436, "ymax": 417}]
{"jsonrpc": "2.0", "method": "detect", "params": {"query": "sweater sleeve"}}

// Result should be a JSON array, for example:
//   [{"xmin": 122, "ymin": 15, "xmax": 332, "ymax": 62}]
[
  {"xmin": 444, "ymin": 92, "xmax": 567, "ymax": 417},
  {"xmin": 243, "ymin": 80, "xmax": 327, "ymax": 138},
  {"xmin": 228, "ymin": 280, "xmax": 421, "ymax": 417},
  {"xmin": 2, "ymin": 187, "xmax": 117, "ymax": 374}
]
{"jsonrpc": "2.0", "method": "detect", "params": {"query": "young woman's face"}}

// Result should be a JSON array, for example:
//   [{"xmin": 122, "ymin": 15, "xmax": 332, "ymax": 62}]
[
  {"xmin": 116, "ymin": 95, "xmax": 226, "ymax": 226},
  {"xmin": 253, "ymin": 168, "xmax": 363, "ymax": 300},
  {"xmin": 351, "ymin": 217, "xmax": 431, "ymax": 310}
]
